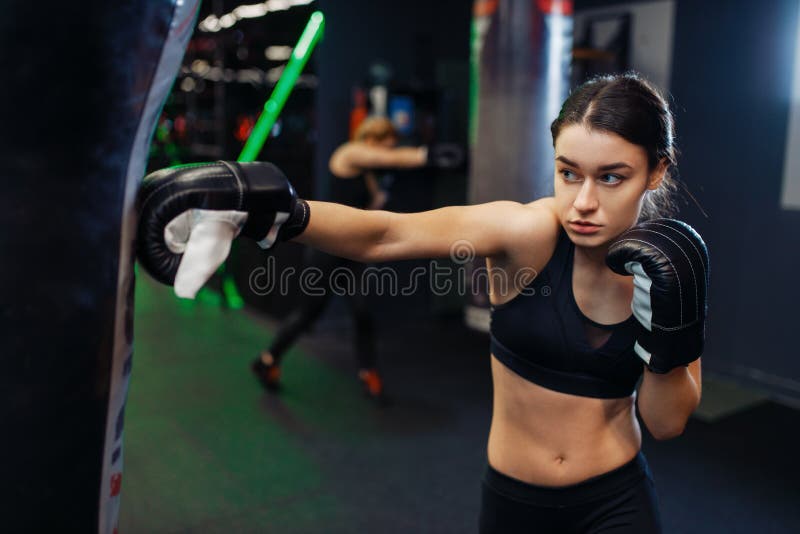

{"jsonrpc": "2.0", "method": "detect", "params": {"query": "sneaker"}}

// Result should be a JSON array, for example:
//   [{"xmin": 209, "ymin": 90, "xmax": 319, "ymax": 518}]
[
  {"xmin": 358, "ymin": 369, "xmax": 385, "ymax": 401},
  {"xmin": 251, "ymin": 353, "xmax": 281, "ymax": 391}
]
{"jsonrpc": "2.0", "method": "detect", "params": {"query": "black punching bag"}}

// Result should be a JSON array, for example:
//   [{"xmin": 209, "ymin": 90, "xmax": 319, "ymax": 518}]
[
  {"xmin": 465, "ymin": 0, "xmax": 573, "ymax": 331},
  {"xmin": 0, "ymin": 1, "xmax": 199, "ymax": 531}
]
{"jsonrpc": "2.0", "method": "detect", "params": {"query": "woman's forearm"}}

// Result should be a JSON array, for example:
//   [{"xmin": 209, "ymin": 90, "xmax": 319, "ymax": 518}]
[
  {"xmin": 637, "ymin": 364, "xmax": 701, "ymax": 440},
  {"xmin": 293, "ymin": 200, "xmax": 391, "ymax": 262}
]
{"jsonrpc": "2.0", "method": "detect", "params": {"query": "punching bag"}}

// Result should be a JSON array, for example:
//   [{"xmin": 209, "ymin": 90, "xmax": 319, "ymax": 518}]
[
  {"xmin": 0, "ymin": 1, "xmax": 199, "ymax": 531},
  {"xmin": 465, "ymin": 0, "xmax": 573, "ymax": 331}
]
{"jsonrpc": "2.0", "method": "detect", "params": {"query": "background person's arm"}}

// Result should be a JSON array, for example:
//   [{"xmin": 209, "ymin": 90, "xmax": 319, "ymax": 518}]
[{"xmin": 330, "ymin": 144, "xmax": 427, "ymax": 176}]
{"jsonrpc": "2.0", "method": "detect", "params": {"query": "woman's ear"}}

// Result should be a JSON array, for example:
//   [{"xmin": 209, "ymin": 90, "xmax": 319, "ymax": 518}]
[{"xmin": 647, "ymin": 158, "xmax": 669, "ymax": 190}]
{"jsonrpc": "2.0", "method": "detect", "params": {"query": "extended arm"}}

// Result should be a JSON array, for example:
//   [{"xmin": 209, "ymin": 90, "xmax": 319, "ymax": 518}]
[
  {"xmin": 135, "ymin": 161, "xmax": 557, "ymax": 297},
  {"xmin": 330, "ymin": 142, "xmax": 465, "ymax": 177},
  {"xmin": 330, "ymin": 144, "xmax": 427, "ymax": 176},
  {"xmin": 296, "ymin": 198, "xmax": 555, "ymax": 263}
]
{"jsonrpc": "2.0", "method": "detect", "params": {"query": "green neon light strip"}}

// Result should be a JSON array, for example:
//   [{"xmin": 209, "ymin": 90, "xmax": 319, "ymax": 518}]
[
  {"xmin": 238, "ymin": 11, "xmax": 325, "ymax": 162},
  {"xmin": 219, "ymin": 11, "xmax": 325, "ymax": 309},
  {"xmin": 468, "ymin": 17, "xmax": 481, "ymax": 147}
]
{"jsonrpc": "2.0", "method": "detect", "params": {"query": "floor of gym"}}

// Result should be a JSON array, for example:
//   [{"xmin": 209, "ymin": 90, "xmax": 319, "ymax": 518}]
[{"xmin": 119, "ymin": 275, "xmax": 800, "ymax": 533}]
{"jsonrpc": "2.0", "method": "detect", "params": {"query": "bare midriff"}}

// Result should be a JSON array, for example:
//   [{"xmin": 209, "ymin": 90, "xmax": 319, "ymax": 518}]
[{"xmin": 487, "ymin": 354, "xmax": 641, "ymax": 487}]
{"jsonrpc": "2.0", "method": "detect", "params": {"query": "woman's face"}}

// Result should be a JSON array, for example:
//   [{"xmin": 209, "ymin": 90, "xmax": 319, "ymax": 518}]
[{"xmin": 553, "ymin": 124, "xmax": 666, "ymax": 248}]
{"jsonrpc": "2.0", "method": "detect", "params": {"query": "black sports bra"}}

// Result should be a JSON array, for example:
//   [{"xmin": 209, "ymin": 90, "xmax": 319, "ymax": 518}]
[{"xmin": 489, "ymin": 229, "xmax": 643, "ymax": 399}]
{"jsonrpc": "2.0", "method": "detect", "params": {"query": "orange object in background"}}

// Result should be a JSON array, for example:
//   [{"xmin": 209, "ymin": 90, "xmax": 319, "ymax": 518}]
[
  {"xmin": 473, "ymin": 0, "xmax": 498, "ymax": 17},
  {"xmin": 349, "ymin": 87, "xmax": 368, "ymax": 139}
]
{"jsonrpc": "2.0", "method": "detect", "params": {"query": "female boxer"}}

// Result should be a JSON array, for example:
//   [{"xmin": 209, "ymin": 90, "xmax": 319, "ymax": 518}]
[
  {"xmin": 296, "ymin": 73, "xmax": 705, "ymax": 532},
  {"xmin": 139, "ymin": 72, "xmax": 708, "ymax": 533}
]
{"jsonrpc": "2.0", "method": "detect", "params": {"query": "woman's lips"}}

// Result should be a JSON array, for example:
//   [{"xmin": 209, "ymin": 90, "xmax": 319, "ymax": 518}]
[{"xmin": 569, "ymin": 221, "xmax": 602, "ymax": 234}]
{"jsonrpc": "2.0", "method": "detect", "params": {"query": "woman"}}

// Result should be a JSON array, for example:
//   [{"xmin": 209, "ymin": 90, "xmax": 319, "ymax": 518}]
[
  {"xmin": 294, "ymin": 73, "xmax": 704, "ymax": 532},
  {"xmin": 138, "ymin": 72, "xmax": 707, "ymax": 533}
]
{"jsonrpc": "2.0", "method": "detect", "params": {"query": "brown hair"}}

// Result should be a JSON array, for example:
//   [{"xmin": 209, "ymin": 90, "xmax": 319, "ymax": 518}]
[
  {"xmin": 354, "ymin": 116, "xmax": 398, "ymax": 142},
  {"xmin": 551, "ymin": 72, "xmax": 679, "ymax": 220}
]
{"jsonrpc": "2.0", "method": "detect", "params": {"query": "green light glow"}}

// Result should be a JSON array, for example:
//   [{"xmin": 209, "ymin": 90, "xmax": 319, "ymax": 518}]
[
  {"xmin": 293, "ymin": 12, "xmax": 324, "ymax": 58},
  {"xmin": 238, "ymin": 11, "xmax": 325, "ymax": 162},
  {"xmin": 222, "ymin": 275, "xmax": 244, "ymax": 309},
  {"xmin": 221, "ymin": 11, "xmax": 326, "ymax": 309},
  {"xmin": 469, "ymin": 16, "xmax": 481, "ymax": 147}
]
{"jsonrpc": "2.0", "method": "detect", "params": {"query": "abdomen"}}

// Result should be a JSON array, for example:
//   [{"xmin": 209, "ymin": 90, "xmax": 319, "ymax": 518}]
[{"xmin": 487, "ymin": 355, "xmax": 642, "ymax": 486}]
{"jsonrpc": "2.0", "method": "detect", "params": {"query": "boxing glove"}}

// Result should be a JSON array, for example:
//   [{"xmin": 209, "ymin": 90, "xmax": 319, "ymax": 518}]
[
  {"xmin": 136, "ymin": 160, "xmax": 310, "ymax": 286},
  {"xmin": 606, "ymin": 219, "xmax": 710, "ymax": 374}
]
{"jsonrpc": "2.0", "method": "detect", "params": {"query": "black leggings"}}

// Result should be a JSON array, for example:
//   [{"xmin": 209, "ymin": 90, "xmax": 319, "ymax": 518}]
[
  {"xmin": 268, "ymin": 249, "xmax": 376, "ymax": 370},
  {"xmin": 479, "ymin": 452, "xmax": 662, "ymax": 534}
]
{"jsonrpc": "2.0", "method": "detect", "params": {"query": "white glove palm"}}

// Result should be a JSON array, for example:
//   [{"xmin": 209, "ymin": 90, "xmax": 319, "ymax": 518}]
[{"xmin": 164, "ymin": 209, "xmax": 248, "ymax": 298}]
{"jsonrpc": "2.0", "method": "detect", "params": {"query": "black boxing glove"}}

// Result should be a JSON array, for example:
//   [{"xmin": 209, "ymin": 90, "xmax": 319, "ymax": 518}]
[
  {"xmin": 425, "ymin": 143, "xmax": 466, "ymax": 170},
  {"xmin": 606, "ymin": 219, "xmax": 709, "ymax": 374},
  {"xmin": 136, "ymin": 160, "xmax": 310, "ymax": 286}
]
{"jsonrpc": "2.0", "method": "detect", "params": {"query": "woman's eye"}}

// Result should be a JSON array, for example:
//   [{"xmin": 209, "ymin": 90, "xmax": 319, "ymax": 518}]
[
  {"xmin": 560, "ymin": 169, "xmax": 580, "ymax": 182},
  {"xmin": 598, "ymin": 174, "xmax": 623, "ymax": 185}
]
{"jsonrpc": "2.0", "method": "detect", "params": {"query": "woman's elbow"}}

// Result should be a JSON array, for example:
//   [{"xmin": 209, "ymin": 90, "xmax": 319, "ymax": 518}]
[
  {"xmin": 644, "ymin": 409, "xmax": 693, "ymax": 440},
  {"xmin": 648, "ymin": 422, "xmax": 687, "ymax": 441},
  {"xmin": 360, "ymin": 238, "xmax": 402, "ymax": 263}
]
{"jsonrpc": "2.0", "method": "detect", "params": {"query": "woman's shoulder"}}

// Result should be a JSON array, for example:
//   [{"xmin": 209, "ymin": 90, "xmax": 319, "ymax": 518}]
[
  {"xmin": 494, "ymin": 197, "xmax": 561, "ymax": 269},
  {"xmin": 328, "ymin": 142, "xmax": 363, "ymax": 178},
  {"xmin": 489, "ymin": 196, "xmax": 558, "ymax": 221},
  {"xmin": 524, "ymin": 196, "xmax": 558, "ymax": 213},
  {"xmin": 516, "ymin": 197, "xmax": 561, "ymax": 242}
]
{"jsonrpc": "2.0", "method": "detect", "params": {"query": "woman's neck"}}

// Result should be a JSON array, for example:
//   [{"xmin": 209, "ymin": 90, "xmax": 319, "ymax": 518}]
[{"xmin": 573, "ymin": 243, "xmax": 611, "ymax": 274}]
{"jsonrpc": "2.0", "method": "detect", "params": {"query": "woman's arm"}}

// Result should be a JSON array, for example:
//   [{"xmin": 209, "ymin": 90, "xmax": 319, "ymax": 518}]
[
  {"xmin": 294, "ymin": 198, "xmax": 559, "ymax": 264},
  {"xmin": 606, "ymin": 219, "xmax": 708, "ymax": 441},
  {"xmin": 637, "ymin": 358, "xmax": 702, "ymax": 440},
  {"xmin": 330, "ymin": 144, "xmax": 426, "ymax": 177}
]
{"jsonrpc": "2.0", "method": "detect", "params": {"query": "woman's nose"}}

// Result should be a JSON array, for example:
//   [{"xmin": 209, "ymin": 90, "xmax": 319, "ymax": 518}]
[{"xmin": 573, "ymin": 180, "xmax": 599, "ymax": 212}]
